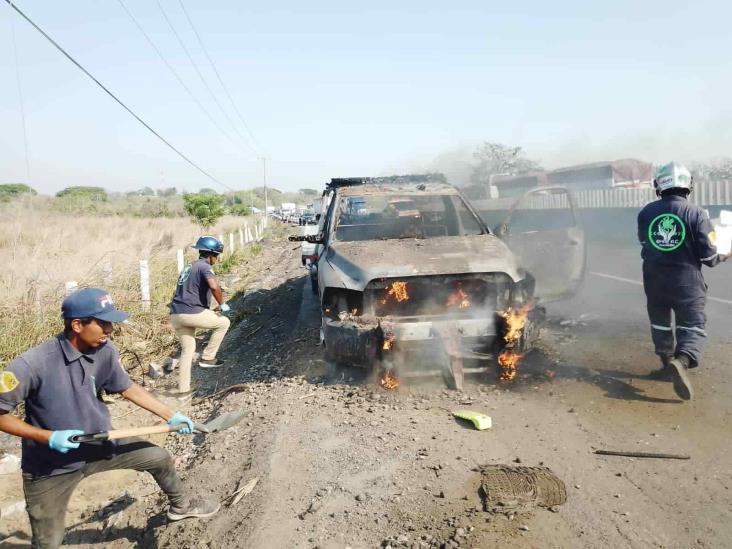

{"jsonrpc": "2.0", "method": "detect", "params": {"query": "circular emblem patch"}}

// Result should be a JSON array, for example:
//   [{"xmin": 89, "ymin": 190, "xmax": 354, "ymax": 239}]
[
  {"xmin": 648, "ymin": 213, "xmax": 686, "ymax": 252},
  {"xmin": 176, "ymin": 265, "xmax": 192, "ymax": 285},
  {"xmin": 0, "ymin": 371, "xmax": 19, "ymax": 393}
]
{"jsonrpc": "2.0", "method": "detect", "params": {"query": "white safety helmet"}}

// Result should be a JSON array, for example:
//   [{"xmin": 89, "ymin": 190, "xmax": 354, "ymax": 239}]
[{"xmin": 653, "ymin": 162, "xmax": 693, "ymax": 196}]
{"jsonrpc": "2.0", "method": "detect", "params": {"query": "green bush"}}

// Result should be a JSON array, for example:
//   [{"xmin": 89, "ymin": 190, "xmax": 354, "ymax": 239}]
[
  {"xmin": 0, "ymin": 183, "xmax": 36, "ymax": 201},
  {"xmin": 56, "ymin": 186, "xmax": 108, "ymax": 201},
  {"xmin": 183, "ymin": 193, "xmax": 225, "ymax": 229}
]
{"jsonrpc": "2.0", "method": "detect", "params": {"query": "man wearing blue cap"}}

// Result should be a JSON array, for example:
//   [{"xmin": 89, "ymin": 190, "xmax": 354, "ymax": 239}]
[{"xmin": 0, "ymin": 288, "xmax": 219, "ymax": 549}]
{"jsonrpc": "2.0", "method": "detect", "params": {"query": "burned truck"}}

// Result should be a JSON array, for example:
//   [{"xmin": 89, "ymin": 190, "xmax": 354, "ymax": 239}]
[{"xmin": 292, "ymin": 174, "xmax": 585, "ymax": 389}]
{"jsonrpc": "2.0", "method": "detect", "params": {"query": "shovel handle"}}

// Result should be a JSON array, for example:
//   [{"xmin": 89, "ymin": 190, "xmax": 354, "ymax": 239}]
[{"xmin": 70, "ymin": 423, "xmax": 187, "ymax": 443}]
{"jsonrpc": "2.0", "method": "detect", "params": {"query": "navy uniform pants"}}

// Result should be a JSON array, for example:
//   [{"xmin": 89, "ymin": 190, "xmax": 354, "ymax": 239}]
[{"xmin": 642, "ymin": 262, "xmax": 707, "ymax": 367}]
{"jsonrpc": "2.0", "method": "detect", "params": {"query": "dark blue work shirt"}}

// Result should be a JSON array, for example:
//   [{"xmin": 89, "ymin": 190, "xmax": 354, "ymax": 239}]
[
  {"xmin": 169, "ymin": 258, "xmax": 215, "ymax": 314},
  {"xmin": 0, "ymin": 334, "xmax": 132, "ymax": 479},
  {"xmin": 637, "ymin": 195, "xmax": 721, "ymax": 269}
]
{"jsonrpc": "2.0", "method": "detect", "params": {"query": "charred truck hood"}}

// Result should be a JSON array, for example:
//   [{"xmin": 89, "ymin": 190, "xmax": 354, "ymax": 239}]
[{"xmin": 324, "ymin": 234, "xmax": 523, "ymax": 290}]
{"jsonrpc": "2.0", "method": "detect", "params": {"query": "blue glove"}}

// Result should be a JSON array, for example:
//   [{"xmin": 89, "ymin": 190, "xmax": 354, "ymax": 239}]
[
  {"xmin": 48, "ymin": 430, "xmax": 83, "ymax": 454},
  {"xmin": 167, "ymin": 412, "xmax": 195, "ymax": 435}
]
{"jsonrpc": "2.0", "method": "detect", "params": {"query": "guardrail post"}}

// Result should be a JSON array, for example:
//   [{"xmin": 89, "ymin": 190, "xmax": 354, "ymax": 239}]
[
  {"xmin": 139, "ymin": 260, "xmax": 150, "ymax": 311},
  {"xmin": 176, "ymin": 249, "xmax": 184, "ymax": 274}
]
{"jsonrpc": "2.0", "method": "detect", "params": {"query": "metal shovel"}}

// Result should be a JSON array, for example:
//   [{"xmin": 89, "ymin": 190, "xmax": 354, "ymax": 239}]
[{"xmin": 70, "ymin": 410, "xmax": 246, "ymax": 443}]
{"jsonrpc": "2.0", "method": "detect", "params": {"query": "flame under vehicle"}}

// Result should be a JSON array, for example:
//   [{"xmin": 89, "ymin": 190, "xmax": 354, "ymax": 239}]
[{"xmin": 293, "ymin": 174, "xmax": 585, "ymax": 389}]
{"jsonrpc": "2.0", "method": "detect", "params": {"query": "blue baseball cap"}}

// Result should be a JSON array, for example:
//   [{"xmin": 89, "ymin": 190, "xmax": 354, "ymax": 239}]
[{"xmin": 61, "ymin": 288, "xmax": 129, "ymax": 323}]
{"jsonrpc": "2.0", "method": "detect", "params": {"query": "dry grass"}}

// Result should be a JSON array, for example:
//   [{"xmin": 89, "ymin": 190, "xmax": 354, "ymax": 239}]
[{"xmin": 0, "ymin": 197, "xmax": 265, "ymax": 369}]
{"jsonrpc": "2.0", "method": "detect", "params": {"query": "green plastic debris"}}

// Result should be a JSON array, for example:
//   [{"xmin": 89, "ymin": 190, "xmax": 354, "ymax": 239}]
[{"xmin": 453, "ymin": 410, "xmax": 493, "ymax": 430}]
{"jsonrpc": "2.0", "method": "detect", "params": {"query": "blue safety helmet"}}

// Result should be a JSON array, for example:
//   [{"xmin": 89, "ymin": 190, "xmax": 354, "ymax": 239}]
[{"xmin": 192, "ymin": 235, "xmax": 224, "ymax": 254}]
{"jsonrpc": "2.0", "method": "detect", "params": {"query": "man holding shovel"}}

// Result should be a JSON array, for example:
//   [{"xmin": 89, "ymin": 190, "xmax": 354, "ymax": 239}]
[{"xmin": 0, "ymin": 288, "xmax": 219, "ymax": 549}]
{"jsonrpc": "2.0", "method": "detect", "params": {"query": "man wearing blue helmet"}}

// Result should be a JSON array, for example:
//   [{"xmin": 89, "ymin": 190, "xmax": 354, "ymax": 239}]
[
  {"xmin": 169, "ymin": 236, "xmax": 231, "ymax": 397},
  {"xmin": 638, "ymin": 162, "xmax": 729, "ymax": 400}
]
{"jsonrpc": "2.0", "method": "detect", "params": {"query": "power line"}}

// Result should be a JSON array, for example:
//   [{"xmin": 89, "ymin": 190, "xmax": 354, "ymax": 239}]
[
  {"xmin": 3, "ymin": 0, "xmax": 234, "ymax": 192},
  {"xmin": 177, "ymin": 0, "xmax": 263, "ymax": 155},
  {"xmin": 154, "ymin": 0, "xmax": 258, "ymax": 157},
  {"xmin": 8, "ymin": 2, "xmax": 30, "ymax": 181},
  {"xmin": 116, "ymin": 0, "xmax": 239, "ymax": 152}
]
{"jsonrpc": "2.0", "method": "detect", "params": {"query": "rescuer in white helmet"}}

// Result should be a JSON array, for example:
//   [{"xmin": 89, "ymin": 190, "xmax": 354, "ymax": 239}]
[{"xmin": 637, "ymin": 162, "xmax": 729, "ymax": 400}]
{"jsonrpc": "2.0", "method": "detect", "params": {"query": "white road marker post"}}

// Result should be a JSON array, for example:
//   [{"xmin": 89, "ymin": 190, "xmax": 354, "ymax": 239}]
[
  {"xmin": 239, "ymin": 227, "xmax": 244, "ymax": 246},
  {"xmin": 65, "ymin": 281, "xmax": 78, "ymax": 296},
  {"xmin": 176, "ymin": 249, "xmax": 185, "ymax": 274},
  {"xmin": 218, "ymin": 234, "xmax": 224, "ymax": 251},
  {"xmin": 229, "ymin": 232, "xmax": 235, "ymax": 254},
  {"xmin": 139, "ymin": 260, "xmax": 151, "ymax": 312}
]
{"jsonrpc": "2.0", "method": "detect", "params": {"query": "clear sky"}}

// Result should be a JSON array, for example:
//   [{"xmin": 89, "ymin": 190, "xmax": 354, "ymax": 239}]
[{"xmin": 1, "ymin": 0, "xmax": 731, "ymax": 194}]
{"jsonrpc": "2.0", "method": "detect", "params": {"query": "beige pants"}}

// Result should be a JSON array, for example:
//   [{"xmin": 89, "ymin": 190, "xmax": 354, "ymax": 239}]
[{"xmin": 170, "ymin": 310, "xmax": 230, "ymax": 392}]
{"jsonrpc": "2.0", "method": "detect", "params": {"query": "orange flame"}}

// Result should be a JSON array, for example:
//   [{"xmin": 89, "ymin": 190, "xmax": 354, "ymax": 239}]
[
  {"xmin": 497, "ymin": 305, "xmax": 531, "ymax": 380},
  {"xmin": 446, "ymin": 285, "xmax": 471, "ymax": 309},
  {"xmin": 382, "ymin": 334, "xmax": 395, "ymax": 351},
  {"xmin": 500, "ymin": 305, "xmax": 531, "ymax": 343},
  {"xmin": 381, "ymin": 281, "xmax": 409, "ymax": 305},
  {"xmin": 498, "ymin": 350, "xmax": 522, "ymax": 381},
  {"xmin": 380, "ymin": 369, "xmax": 400, "ymax": 390}
]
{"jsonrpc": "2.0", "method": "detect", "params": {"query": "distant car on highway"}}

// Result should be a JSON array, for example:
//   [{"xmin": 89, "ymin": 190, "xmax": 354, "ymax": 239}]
[{"xmin": 299, "ymin": 212, "xmax": 317, "ymax": 225}]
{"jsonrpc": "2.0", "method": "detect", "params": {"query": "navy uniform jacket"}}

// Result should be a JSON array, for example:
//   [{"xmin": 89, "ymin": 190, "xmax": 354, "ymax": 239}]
[
  {"xmin": 170, "ymin": 258, "xmax": 215, "ymax": 314},
  {"xmin": 637, "ymin": 195, "xmax": 722, "ymax": 269},
  {"xmin": 0, "ymin": 335, "xmax": 132, "ymax": 478}
]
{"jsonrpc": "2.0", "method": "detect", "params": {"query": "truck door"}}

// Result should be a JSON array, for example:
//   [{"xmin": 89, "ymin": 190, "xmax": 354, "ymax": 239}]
[{"xmin": 496, "ymin": 187, "xmax": 585, "ymax": 302}]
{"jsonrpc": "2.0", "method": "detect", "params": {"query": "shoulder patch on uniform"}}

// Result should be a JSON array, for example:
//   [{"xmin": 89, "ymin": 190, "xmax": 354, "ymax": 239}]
[{"xmin": 0, "ymin": 371, "xmax": 19, "ymax": 393}]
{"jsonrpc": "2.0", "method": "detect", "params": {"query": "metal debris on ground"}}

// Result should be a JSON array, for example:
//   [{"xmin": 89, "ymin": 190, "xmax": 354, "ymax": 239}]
[
  {"xmin": 594, "ymin": 449, "xmax": 690, "ymax": 460},
  {"xmin": 479, "ymin": 465, "xmax": 567, "ymax": 513}
]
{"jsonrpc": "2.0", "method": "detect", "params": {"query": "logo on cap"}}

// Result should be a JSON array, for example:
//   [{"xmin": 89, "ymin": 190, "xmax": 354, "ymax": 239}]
[{"xmin": 99, "ymin": 295, "xmax": 113, "ymax": 308}]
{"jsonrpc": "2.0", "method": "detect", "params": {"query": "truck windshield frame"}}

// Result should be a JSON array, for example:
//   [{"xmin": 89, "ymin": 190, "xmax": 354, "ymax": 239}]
[{"xmin": 333, "ymin": 193, "xmax": 485, "ymax": 242}]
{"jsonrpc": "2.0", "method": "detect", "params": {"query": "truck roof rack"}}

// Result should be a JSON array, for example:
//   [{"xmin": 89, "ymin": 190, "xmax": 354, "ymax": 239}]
[{"xmin": 326, "ymin": 173, "xmax": 446, "ymax": 189}]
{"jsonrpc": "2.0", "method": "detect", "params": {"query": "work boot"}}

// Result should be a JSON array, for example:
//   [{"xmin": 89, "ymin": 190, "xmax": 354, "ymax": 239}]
[
  {"xmin": 669, "ymin": 354, "xmax": 693, "ymax": 401},
  {"xmin": 198, "ymin": 358, "xmax": 224, "ymax": 368},
  {"xmin": 167, "ymin": 496, "xmax": 220, "ymax": 521},
  {"xmin": 648, "ymin": 355, "xmax": 673, "ymax": 381}
]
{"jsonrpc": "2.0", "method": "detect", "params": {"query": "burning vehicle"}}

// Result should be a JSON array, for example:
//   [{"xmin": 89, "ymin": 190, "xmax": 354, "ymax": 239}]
[{"xmin": 291, "ymin": 174, "xmax": 585, "ymax": 389}]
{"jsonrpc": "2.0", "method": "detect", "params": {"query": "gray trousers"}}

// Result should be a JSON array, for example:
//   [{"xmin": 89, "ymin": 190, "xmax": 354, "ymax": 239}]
[{"xmin": 23, "ymin": 438, "xmax": 185, "ymax": 549}]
